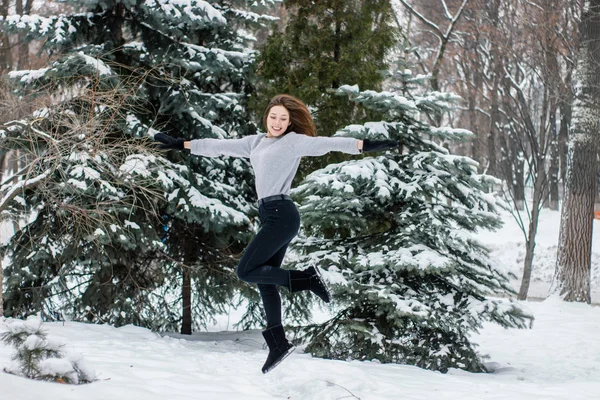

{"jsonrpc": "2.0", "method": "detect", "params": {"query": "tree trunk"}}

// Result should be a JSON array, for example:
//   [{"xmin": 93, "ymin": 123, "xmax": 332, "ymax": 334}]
[
  {"xmin": 468, "ymin": 94, "xmax": 481, "ymax": 165},
  {"xmin": 518, "ymin": 173, "xmax": 544, "ymax": 299},
  {"xmin": 558, "ymin": 90, "xmax": 572, "ymax": 190},
  {"xmin": 596, "ymin": 170, "xmax": 600, "ymax": 211},
  {"xmin": 511, "ymin": 130, "xmax": 526, "ymax": 210},
  {"xmin": 555, "ymin": 142, "xmax": 596, "ymax": 302},
  {"xmin": 0, "ymin": 0, "xmax": 11, "ymax": 71},
  {"xmin": 542, "ymin": 1, "xmax": 562, "ymax": 210},
  {"xmin": 332, "ymin": 17, "xmax": 341, "ymax": 89},
  {"xmin": 553, "ymin": 0, "xmax": 600, "ymax": 303},
  {"xmin": 181, "ymin": 266, "xmax": 192, "ymax": 334},
  {"xmin": 487, "ymin": 0, "xmax": 502, "ymax": 178},
  {"xmin": 487, "ymin": 79, "xmax": 499, "ymax": 178},
  {"xmin": 0, "ymin": 254, "xmax": 3, "ymax": 317},
  {"xmin": 549, "ymin": 105, "xmax": 560, "ymax": 210},
  {"xmin": 16, "ymin": 0, "xmax": 32, "ymax": 70}
]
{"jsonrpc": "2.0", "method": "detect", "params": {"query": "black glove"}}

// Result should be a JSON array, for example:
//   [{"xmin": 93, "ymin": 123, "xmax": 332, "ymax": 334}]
[
  {"xmin": 362, "ymin": 139, "xmax": 400, "ymax": 153},
  {"xmin": 154, "ymin": 132, "xmax": 185, "ymax": 150}
]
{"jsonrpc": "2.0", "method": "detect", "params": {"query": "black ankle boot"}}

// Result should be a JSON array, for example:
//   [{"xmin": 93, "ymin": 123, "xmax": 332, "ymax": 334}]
[
  {"xmin": 261, "ymin": 324, "xmax": 295, "ymax": 374},
  {"xmin": 289, "ymin": 266, "xmax": 331, "ymax": 303}
]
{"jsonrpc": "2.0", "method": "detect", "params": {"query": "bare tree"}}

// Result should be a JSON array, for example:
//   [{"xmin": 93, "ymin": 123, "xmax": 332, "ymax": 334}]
[
  {"xmin": 552, "ymin": 0, "xmax": 600, "ymax": 304},
  {"xmin": 502, "ymin": 68, "xmax": 554, "ymax": 300},
  {"xmin": 0, "ymin": 87, "xmax": 165, "ymax": 317},
  {"xmin": 494, "ymin": 0, "xmax": 581, "ymax": 300},
  {"xmin": 396, "ymin": 0, "xmax": 469, "ymax": 93}
]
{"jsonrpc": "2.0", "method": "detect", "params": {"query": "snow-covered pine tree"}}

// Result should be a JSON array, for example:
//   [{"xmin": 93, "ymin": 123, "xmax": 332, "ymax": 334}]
[
  {"xmin": 288, "ymin": 75, "xmax": 533, "ymax": 372},
  {"xmin": 0, "ymin": 1, "xmax": 278, "ymax": 332},
  {"xmin": 0, "ymin": 91, "xmax": 197, "ymax": 328},
  {"xmin": 253, "ymin": 0, "xmax": 397, "ymax": 179},
  {"xmin": 1, "ymin": 317, "xmax": 95, "ymax": 384}
]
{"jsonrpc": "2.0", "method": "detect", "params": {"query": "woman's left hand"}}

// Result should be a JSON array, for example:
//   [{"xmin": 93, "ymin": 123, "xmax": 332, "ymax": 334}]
[{"xmin": 361, "ymin": 139, "xmax": 400, "ymax": 153}]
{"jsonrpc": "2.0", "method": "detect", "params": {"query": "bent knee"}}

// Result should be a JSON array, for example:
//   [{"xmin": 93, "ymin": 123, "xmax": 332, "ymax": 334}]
[{"xmin": 236, "ymin": 264, "xmax": 250, "ymax": 282}]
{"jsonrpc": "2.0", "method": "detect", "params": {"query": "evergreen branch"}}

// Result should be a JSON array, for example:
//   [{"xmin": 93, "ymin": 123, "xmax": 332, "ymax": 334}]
[
  {"xmin": 0, "ymin": 86, "xmax": 167, "ymax": 245},
  {"xmin": 0, "ymin": 169, "xmax": 51, "ymax": 213}
]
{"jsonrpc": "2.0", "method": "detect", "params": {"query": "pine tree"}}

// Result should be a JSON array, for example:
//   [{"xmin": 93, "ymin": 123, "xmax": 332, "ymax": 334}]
[
  {"xmin": 1, "ymin": 317, "xmax": 95, "ymax": 384},
  {"xmin": 288, "ymin": 73, "xmax": 533, "ymax": 372},
  {"xmin": 0, "ymin": 0, "xmax": 278, "ymax": 332},
  {"xmin": 253, "ymin": 0, "xmax": 397, "ymax": 176}
]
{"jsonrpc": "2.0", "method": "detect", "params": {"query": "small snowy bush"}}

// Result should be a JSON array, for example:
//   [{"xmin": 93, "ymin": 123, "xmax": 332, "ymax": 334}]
[{"xmin": 1, "ymin": 317, "xmax": 95, "ymax": 384}]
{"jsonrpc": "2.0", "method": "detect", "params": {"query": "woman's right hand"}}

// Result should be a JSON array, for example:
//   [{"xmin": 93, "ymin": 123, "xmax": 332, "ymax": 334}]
[{"xmin": 154, "ymin": 133, "xmax": 185, "ymax": 150}]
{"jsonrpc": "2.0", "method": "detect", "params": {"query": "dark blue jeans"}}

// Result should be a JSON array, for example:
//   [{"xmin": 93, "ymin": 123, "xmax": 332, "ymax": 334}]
[{"xmin": 236, "ymin": 198, "xmax": 300, "ymax": 328}]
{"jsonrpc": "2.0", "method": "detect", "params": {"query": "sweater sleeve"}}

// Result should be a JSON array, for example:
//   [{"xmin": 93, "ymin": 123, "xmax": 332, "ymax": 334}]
[
  {"xmin": 189, "ymin": 135, "xmax": 256, "ymax": 158},
  {"xmin": 283, "ymin": 133, "xmax": 361, "ymax": 157}
]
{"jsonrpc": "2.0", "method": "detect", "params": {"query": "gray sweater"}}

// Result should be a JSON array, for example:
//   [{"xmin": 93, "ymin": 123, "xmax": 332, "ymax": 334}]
[{"xmin": 190, "ymin": 132, "xmax": 361, "ymax": 200}]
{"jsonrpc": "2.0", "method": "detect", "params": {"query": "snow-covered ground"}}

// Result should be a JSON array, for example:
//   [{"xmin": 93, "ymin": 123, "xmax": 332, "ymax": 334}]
[{"xmin": 1, "ymin": 209, "xmax": 599, "ymax": 399}]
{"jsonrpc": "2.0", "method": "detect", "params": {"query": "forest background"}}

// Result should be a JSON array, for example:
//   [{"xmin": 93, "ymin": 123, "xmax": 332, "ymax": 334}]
[{"xmin": 0, "ymin": 0, "xmax": 597, "ymax": 377}]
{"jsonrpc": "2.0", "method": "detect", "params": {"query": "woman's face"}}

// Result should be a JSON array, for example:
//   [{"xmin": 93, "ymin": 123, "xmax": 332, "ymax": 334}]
[{"xmin": 266, "ymin": 105, "xmax": 291, "ymax": 138}]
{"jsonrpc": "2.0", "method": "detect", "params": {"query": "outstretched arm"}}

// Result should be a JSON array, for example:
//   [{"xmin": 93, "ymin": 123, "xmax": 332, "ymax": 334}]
[
  {"xmin": 187, "ymin": 136, "xmax": 255, "ymax": 158},
  {"xmin": 285, "ymin": 133, "xmax": 362, "ymax": 157},
  {"xmin": 154, "ymin": 133, "xmax": 256, "ymax": 158},
  {"xmin": 284, "ymin": 133, "xmax": 397, "ymax": 157}
]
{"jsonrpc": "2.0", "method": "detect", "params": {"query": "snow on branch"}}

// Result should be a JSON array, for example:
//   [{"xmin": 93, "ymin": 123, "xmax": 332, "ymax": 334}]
[
  {"xmin": 0, "ymin": 86, "xmax": 168, "ymax": 244},
  {"xmin": 0, "ymin": 169, "xmax": 51, "ymax": 213},
  {"xmin": 1, "ymin": 317, "xmax": 96, "ymax": 384},
  {"xmin": 8, "ymin": 68, "xmax": 50, "ymax": 84},
  {"xmin": 138, "ymin": 21, "xmax": 250, "ymax": 67},
  {"xmin": 228, "ymin": 8, "xmax": 280, "ymax": 25},
  {"xmin": 142, "ymin": 0, "xmax": 226, "ymax": 25},
  {"xmin": 0, "ymin": 12, "xmax": 95, "ymax": 45}
]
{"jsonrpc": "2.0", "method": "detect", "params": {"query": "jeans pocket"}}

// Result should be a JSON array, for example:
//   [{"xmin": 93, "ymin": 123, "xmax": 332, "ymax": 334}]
[{"xmin": 263, "ymin": 201, "xmax": 281, "ymax": 211}]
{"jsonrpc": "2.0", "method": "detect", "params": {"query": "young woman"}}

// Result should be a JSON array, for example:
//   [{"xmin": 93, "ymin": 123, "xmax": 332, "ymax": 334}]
[{"xmin": 154, "ymin": 94, "xmax": 398, "ymax": 373}]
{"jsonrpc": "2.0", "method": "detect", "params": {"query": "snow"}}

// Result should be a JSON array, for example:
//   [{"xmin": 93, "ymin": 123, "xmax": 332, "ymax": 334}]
[
  {"xmin": 77, "ymin": 52, "xmax": 113, "ymax": 76},
  {"xmin": 123, "ymin": 41, "xmax": 147, "ymax": 52},
  {"xmin": 8, "ymin": 68, "xmax": 50, "ymax": 84},
  {"xmin": 93, "ymin": 228, "xmax": 105, "ymax": 236},
  {"xmin": 124, "ymin": 221, "xmax": 140, "ymax": 230},
  {"xmin": 0, "ymin": 169, "xmax": 51, "ymax": 208},
  {"xmin": 119, "ymin": 154, "xmax": 155, "ymax": 178},
  {"xmin": 364, "ymin": 121, "xmax": 393, "ymax": 137},
  {"xmin": 38, "ymin": 358, "xmax": 76, "ymax": 378},
  {"xmin": 429, "ymin": 126, "xmax": 474, "ymax": 139},
  {"xmin": 1, "ymin": 208, "xmax": 599, "ymax": 399},
  {"xmin": 2, "ymin": 13, "xmax": 93, "ymax": 44},
  {"xmin": 67, "ymin": 178, "xmax": 87, "ymax": 191},
  {"xmin": 143, "ymin": 0, "xmax": 226, "ymax": 24},
  {"xmin": 69, "ymin": 165, "xmax": 100, "ymax": 180},
  {"xmin": 1, "ymin": 295, "xmax": 599, "ymax": 399},
  {"xmin": 22, "ymin": 334, "xmax": 46, "ymax": 350},
  {"xmin": 338, "ymin": 84, "xmax": 360, "ymax": 94}
]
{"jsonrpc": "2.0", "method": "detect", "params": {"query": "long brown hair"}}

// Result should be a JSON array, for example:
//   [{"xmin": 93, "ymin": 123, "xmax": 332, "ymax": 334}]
[{"xmin": 262, "ymin": 94, "xmax": 316, "ymax": 137}]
